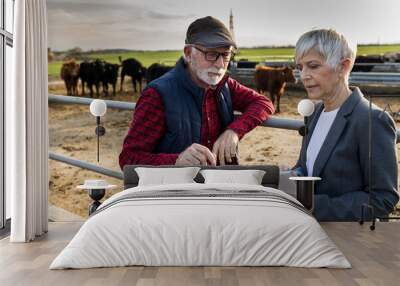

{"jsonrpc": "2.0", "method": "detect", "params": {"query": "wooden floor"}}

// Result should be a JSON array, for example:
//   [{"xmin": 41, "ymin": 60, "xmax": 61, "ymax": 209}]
[{"xmin": 1, "ymin": 222, "xmax": 399, "ymax": 286}]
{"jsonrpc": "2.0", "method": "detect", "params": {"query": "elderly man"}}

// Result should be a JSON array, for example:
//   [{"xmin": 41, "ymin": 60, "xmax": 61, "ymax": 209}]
[{"xmin": 119, "ymin": 16, "xmax": 274, "ymax": 169}]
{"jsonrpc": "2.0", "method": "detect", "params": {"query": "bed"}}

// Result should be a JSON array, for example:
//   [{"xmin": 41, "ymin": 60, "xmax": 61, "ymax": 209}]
[{"xmin": 50, "ymin": 165, "xmax": 350, "ymax": 269}]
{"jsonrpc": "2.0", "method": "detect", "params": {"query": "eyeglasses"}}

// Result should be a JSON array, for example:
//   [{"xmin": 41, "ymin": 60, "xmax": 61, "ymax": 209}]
[{"xmin": 192, "ymin": 46, "xmax": 234, "ymax": 63}]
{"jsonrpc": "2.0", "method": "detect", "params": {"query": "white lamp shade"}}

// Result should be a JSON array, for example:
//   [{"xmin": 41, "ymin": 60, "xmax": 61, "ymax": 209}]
[
  {"xmin": 90, "ymin": 99, "xmax": 107, "ymax": 117},
  {"xmin": 297, "ymin": 99, "xmax": 315, "ymax": 117}
]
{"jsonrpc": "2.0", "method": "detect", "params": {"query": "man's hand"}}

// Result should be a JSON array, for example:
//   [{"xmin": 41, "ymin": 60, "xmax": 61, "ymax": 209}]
[
  {"xmin": 175, "ymin": 143, "xmax": 217, "ymax": 166},
  {"xmin": 212, "ymin": 129, "xmax": 239, "ymax": 165}
]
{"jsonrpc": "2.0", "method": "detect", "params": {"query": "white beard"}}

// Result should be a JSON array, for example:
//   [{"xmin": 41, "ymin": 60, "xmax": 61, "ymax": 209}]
[{"xmin": 190, "ymin": 58, "xmax": 226, "ymax": 86}]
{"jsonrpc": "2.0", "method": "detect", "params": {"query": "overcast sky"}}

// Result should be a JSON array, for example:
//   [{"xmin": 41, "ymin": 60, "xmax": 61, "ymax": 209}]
[{"xmin": 47, "ymin": 0, "xmax": 400, "ymax": 51}]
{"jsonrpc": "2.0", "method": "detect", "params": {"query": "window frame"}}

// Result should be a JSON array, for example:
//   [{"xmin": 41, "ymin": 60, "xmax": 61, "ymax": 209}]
[{"xmin": 0, "ymin": 0, "xmax": 14, "ymax": 232}]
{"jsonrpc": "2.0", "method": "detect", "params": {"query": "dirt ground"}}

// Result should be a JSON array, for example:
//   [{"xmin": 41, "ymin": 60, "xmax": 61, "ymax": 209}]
[{"xmin": 49, "ymin": 82, "xmax": 400, "ymax": 218}]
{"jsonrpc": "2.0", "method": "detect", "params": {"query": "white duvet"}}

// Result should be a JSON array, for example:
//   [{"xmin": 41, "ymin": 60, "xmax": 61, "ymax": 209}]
[{"xmin": 50, "ymin": 183, "xmax": 351, "ymax": 269}]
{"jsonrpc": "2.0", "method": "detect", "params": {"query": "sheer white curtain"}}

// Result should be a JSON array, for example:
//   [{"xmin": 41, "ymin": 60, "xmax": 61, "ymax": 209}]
[{"xmin": 7, "ymin": 0, "xmax": 48, "ymax": 242}]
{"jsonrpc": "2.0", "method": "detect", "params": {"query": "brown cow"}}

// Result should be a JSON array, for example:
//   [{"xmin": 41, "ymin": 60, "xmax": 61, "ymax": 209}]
[
  {"xmin": 60, "ymin": 59, "xmax": 80, "ymax": 96},
  {"xmin": 254, "ymin": 66, "xmax": 296, "ymax": 113}
]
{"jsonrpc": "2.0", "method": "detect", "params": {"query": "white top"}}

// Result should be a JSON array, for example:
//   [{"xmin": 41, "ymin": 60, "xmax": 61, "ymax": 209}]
[{"xmin": 306, "ymin": 108, "xmax": 339, "ymax": 176}]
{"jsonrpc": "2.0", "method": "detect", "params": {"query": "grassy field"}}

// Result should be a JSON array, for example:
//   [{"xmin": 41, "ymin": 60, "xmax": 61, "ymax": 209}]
[{"xmin": 49, "ymin": 44, "xmax": 400, "ymax": 78}]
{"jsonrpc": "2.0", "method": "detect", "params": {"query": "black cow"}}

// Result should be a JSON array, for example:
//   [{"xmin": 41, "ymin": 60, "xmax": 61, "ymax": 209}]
[
  {"xmin": 236, "ymin": 60, "xmax": 259, "ymax": 69},
  {"xmin": 80, "ymin": 59, "xmax": 104, "ymax": 97},
  {"xmin": 145, "ymin": 63, "xmax": 174, "ymax": 83},
  {"xmin": 119, "ymin": 57, "xmax": 146, "ymax": 93},
  {"xmin": 352, "ymin": 55, "xmax": 385, "ymax": 72},
  {"xmin": 101, "ymin": 63, "xmax": 119, "ymax": 96}
]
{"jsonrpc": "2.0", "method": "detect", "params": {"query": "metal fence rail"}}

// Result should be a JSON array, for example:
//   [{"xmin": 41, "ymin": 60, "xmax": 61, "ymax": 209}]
[
  {"xmin": 50, "ymin": 152, "xmax": 123, "ymax": 179},
  {"xmin": 348, "ymin": 72, "xmax": 400, "ymax": 85},
  {"xmin": 230, "ymin": 67, "xmax": 400, "ymax": 86},
  {"xmin": 49, "ymin": 94, "xmax": 400, "ymax": 179},
  {"xmin": 48, "ymin": 94, "xmax": 305, "ymax": 129},
  {"xmin": 48, "ymin": 95, "xmax": 136, "ymax": 110},
  {"xmin": 234, "ymin": 60, "xmax": 400, "ymax": 72}
]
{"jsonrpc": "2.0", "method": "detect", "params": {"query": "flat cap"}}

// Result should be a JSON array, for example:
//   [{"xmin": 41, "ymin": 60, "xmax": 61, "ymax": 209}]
[{"xmin": 185, "ymin": 16, "xmax": 236, "ymax": 49}]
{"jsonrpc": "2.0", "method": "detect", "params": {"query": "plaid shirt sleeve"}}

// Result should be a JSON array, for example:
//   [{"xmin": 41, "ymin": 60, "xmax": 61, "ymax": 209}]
[
  {"xmin": 226, "ymin": 78, "xmax": 275, "ymax": 139},
  {"xmin": 119, "ymin": 88, "xmax": 179, "ymax": 170}
]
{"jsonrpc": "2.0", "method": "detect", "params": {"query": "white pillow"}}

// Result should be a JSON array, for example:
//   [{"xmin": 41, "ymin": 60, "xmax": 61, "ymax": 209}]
[
  {"xmin": 200, "ymin": 169, "xmax": 266, "ymax": 185},
  {"xmin": 135, "ymin": 167, "xmax": 201, "ymax": 186}
]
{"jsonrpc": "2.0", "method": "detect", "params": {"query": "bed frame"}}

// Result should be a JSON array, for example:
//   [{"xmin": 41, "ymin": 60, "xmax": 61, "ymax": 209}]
[{"xmin": 123, "ymin": 165, "xmax": 280, "ymax": 189}]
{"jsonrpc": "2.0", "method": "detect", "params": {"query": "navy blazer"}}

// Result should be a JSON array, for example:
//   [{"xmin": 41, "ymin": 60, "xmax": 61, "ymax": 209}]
[{"xmin": 294, "ymin": 87, "xmax": 399, "ymax": 221}]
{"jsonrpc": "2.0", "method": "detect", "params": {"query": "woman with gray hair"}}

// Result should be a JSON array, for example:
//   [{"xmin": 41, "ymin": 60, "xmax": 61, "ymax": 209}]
[{"xmin": 293, "ymin": 28, "xmax": 398, "ymax": 221}]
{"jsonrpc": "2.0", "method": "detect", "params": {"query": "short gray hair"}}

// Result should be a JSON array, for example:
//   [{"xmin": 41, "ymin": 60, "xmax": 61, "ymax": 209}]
[{"xmin": 295, "ymin": 29, "xmax": 357, "ymax": 70}]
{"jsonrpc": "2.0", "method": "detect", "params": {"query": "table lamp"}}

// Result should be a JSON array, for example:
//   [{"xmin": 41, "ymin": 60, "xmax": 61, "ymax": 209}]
[
  {"xmin": 297, "ymin": 99, "xmax": 315, "ymax": 137},
  {"xmin": 89, "ymin": 99, "xmax": 107, "ymax": 162}
]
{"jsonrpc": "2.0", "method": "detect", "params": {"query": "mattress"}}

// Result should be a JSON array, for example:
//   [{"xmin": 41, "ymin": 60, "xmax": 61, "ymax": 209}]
[{"xmin": 50, "ymin": 183, "xmax": 350, "ymax": 269}]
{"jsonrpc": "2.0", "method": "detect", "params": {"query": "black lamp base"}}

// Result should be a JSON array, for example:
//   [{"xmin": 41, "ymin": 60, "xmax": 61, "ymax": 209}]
[
  {"xmin": 359, "ymin": 203, "xmax": 376, "ymax": 230},
  {"xmin": 296, "ymin": 180, "xmax": 315, "ymax": 212},
  {"xmin": 88, "ymin": 188, "xmax": 105, "ymax": 215}
]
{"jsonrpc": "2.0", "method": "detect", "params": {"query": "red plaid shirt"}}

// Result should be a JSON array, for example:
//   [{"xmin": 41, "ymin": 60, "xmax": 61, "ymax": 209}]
[{"xmin": 119, "ymin": 77, "xmax": 274, "ymax": 169}]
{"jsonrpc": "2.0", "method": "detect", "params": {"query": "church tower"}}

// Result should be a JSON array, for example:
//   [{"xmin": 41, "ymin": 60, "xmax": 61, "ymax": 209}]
[{"xmin": 229, "ymin": 9, "xmax": 235, "ymax": 43}]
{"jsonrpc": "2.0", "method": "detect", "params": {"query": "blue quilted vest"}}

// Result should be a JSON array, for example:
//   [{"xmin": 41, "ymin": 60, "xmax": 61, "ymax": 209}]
[{"xmin": 145, "ymin": 57, "xmax": 234, "ymax": 154}]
